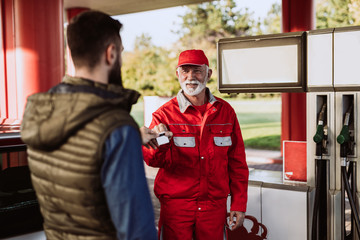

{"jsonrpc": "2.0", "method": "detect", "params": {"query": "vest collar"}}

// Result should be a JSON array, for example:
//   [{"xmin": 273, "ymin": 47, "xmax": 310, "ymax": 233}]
[
  {"xmin": 62, "ymin": 75, "xmax": 125, "ymax": 94},
  {"xmin": 59, "ymin": 75, "xmax": 140, "ymax": 107}
]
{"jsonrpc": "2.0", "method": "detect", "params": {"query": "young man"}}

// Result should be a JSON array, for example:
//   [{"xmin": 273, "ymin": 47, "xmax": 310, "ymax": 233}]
[
  {"xmin": 143, "ymin": 49, "xmax": 249, "ymax": 240},
  {"xmin": 21, "ymin": 11, "xmax": 157, "ymax": 240}
]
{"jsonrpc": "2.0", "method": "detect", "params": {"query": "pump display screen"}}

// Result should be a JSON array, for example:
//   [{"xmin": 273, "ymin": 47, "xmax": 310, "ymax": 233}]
[{"xmin": 217, "ymin": 32, "xmax": 306, "ymax": 93}]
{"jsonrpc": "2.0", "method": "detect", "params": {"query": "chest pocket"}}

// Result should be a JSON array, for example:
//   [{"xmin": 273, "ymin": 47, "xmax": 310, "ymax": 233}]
[
  {"xmin": 214, "ymin": 136, "xmax": 232, "ymax": 146},
  {"xmin": 210, "ymin": 124, "xmax": 233, "ymax": 147},
  {"xmin": 174, "ymin": 137, "xmax": 196, "ymax": 147},
  {"xmin": 209, "ymin": 124, "xmax": 233, "ymax": 174},
  {"xmin": 168, "ymin": 124, "xmax": 199, "ymax": 169},
  {"xmin": 170, "ymin": 124, "xmax": 198, "ymax": 147},
  {"xmin": 210, "ymin": 124, "xmax": 233, "ymax": 137}
]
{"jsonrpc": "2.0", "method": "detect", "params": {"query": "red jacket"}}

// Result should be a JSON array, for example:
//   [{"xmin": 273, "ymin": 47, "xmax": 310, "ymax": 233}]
[{"xmin": 143, "ymin": 89, "xmax": 249, "ymax": 212}]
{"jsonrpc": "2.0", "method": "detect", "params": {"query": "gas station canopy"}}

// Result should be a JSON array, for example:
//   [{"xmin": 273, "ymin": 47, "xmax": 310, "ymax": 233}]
[{"xmin": 64, "ymin": 0, "xmax": 213, "ymax": 15}]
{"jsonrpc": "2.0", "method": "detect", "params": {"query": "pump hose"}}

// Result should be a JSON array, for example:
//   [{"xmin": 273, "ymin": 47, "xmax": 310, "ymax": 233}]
[
  {"xmin": 348, "ymin": 162, "xmax": 353, "ymax": 180},
  {"xmin": 342, "ymin": 166, "xmax": 360, "ymax": 237},
  {"xmin": 311, "ymin": 102, "xmax": 328, "ymax": 240},
  {"xmin": 311, "ymin": 160, "xmax": 325, "ymax": 240}
]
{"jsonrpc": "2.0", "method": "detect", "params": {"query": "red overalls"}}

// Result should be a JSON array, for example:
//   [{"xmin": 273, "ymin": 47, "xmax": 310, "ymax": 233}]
[{"xmin": 143, "ymin": 89, "xmax": 249, "ymax": 240}]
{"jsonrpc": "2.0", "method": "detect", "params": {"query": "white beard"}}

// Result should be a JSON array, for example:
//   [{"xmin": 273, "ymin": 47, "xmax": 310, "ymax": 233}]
[{"xmin": 180, "ymin": 78, "xmax": 207, "ymax": 96}]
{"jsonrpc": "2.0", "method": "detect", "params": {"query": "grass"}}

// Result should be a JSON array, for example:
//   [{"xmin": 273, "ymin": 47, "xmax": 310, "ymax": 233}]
[
  {"xmin": 228, "ymin": 99, "xmax": 281, "ymax": 150},
  {"xmin": 244, "ymin": 135, "xmax": 280, "ymax": 150},
  {"xmin": 131, "ymin": 98, "xmax": 281, "ymax": 150}
]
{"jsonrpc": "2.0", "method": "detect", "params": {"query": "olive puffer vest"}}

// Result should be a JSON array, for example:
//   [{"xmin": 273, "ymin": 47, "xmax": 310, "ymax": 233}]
[{"xmin": 21, "ymin": 76, "xmax": 140, "ymax": 240}]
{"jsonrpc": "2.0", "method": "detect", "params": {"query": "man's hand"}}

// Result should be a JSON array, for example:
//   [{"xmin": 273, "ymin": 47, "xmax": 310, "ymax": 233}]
[
  {"xmin": 140, "ymin": 124, "xmax": 173, "ymax": 150},
  {"xmin": 140, "ymin": 126, "xmax": 158, "ymax": 149},
  {"xmin": 229, "ymin": 211, "xmax": 245, "ymax": 231},
  {"xmin": 151, "ymin": 123, "xmax": 173, "ymax": 140}
]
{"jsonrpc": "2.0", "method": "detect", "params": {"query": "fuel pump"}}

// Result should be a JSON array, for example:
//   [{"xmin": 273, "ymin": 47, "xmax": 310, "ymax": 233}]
[
  {"xmin": 337, "ymin": 104, "xmax": 360, "ymax": 239},
  {"xmin": 311, "ymin": 103, "xmax": 328, "ymax": 240}
]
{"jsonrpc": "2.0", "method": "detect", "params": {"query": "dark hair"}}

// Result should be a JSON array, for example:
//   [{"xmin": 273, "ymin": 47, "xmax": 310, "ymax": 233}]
[{"xmin": 67, "ymin": 11, "xmax": 122, "ymax": 69}]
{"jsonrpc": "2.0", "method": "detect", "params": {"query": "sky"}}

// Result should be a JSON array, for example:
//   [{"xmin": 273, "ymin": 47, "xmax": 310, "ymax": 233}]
[{"xmin": 113, "ymin": 0, "xmax": 281, "ymax": 51}]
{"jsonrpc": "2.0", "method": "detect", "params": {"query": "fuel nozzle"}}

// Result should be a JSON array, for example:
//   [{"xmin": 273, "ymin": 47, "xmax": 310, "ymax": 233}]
[
  {"xmin": 336, "ymin": 125, "xmax": 350, "ymax": 145},
  {"xmin": 336, "ymin": 104, "xmax": 353, "ymax": 145},
  {"xmin": 313, "ymin": 103, "xmax": 327, "ymax": 143},
  {"xmin": 337, "ymin": 104, "xmax": 353, "ymax": 161},
  {"xmin": 313, "ymin": 124, "xmax": 324, "ymax": 144},
  {"xmin": 313, "ymin": 103, "xmax": 327, "ymax": 157}
]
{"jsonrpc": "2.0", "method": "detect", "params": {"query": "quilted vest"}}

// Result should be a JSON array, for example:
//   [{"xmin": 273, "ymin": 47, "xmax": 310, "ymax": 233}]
[{"xmin": 27, "ymin": 108, "xmax": 138, "ymax": 240}]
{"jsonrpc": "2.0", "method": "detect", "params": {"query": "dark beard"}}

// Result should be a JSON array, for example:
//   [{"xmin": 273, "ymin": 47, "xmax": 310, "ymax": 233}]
[{"xmin": 108, "ymin": 57, "xmax": 123, "ymax": 87}]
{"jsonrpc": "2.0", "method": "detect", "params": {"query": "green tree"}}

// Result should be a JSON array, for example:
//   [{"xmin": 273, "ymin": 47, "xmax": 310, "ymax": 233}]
[
  {"xmin": 316, "ymin": 0, "xmax": 359, "ymax": 28},
  {"xmin": 177, "ymin": 0, "xmax": 255, "ymax": 46},
  {"xmin": 122, "ymin": 34, "xmax": 179, "ymax": 97},
  {"xmin": 261, "ymin": 3, "xmax": 281, "ymax": 34},
  {"xmin": 122, "ymin": 0, "xmax": 289, "ymax": 98},
  {"xmin": 122, "ymin": 0, "xmax": 259, "ymax": 98},
  {"xmin": 349, "ymin": 0, "xmax": 360, "ymax": 25},
  {"xmin": 175, "ymin": 0, "xmax": 257, "ymax": 98}
]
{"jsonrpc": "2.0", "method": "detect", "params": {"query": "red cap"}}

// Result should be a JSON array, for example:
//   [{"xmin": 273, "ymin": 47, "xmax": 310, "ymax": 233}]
[{"xmin": 176, "ymin": 49, "xmax": 209, "ymax": 68}]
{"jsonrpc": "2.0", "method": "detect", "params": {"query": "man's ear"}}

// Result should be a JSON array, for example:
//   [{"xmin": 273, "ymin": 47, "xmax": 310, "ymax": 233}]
[
  {"xmin": 207, "ymin": 68, "xmax": 213, "ymax": 79},
  {"xmin": 105, "ymin": 43, "xmax": 117, "ymax": 66}
]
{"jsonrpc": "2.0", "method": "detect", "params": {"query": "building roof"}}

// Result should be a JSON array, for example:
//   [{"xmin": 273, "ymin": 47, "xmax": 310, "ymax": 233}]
[{"xmin": 64, "ymin": 0, "xmax": 212, "ymax": 15}]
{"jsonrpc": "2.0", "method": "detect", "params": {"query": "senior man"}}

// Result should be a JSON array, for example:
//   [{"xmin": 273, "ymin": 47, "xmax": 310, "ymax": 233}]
[{"xmin": 143, "ymin": 49, "xmax": 249, "ymax": 240}]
